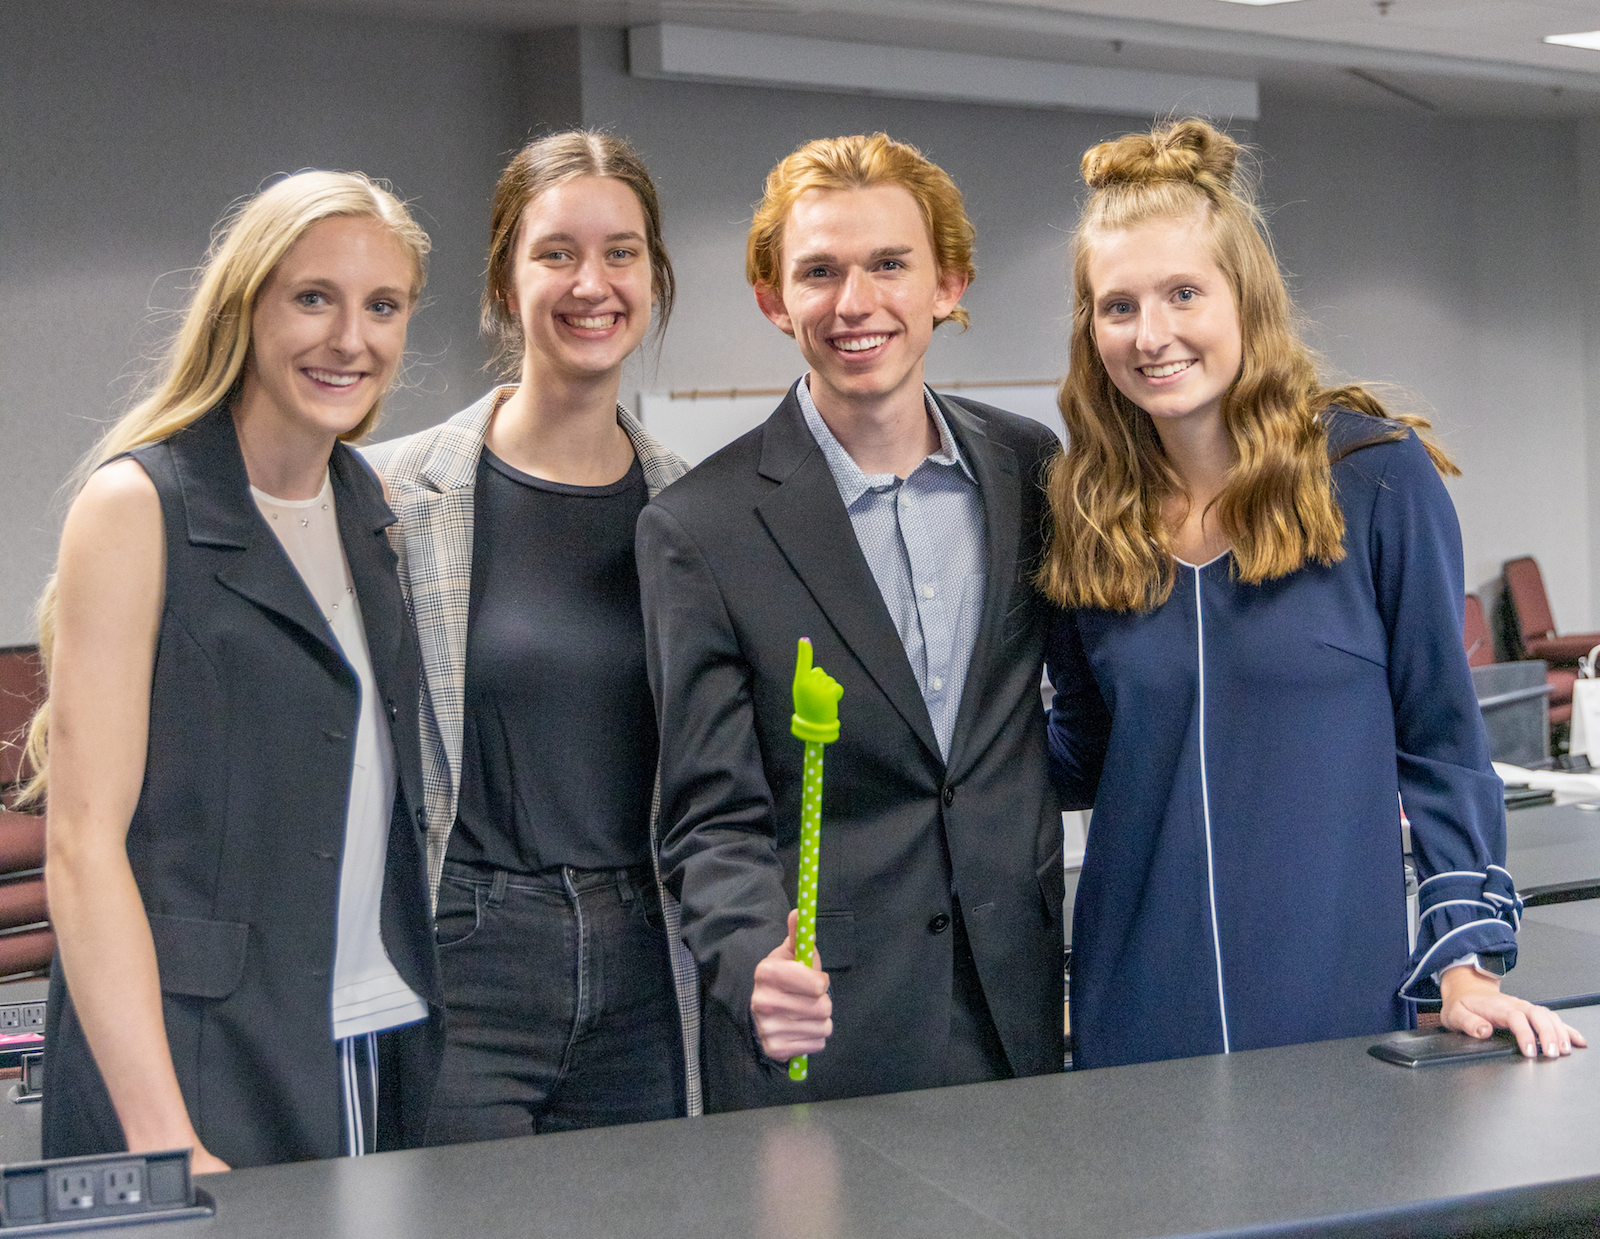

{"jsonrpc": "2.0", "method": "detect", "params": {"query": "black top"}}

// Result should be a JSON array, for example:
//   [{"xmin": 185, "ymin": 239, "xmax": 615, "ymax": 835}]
[{"xmin": 448, "ymin": 448, "xmax": 656, "ymax": 874}]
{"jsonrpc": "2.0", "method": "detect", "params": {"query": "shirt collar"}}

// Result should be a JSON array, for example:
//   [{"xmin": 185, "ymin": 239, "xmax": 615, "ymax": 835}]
[{"xmin": 796, "ymin": 376, "xmax": 976, "ymax": 508}]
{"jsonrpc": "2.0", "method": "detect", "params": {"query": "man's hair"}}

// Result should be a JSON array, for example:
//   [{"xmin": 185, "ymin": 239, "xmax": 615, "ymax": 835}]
[{"xmin": 745, "ymin": 132, "xmax": 975, "ymax": 328}]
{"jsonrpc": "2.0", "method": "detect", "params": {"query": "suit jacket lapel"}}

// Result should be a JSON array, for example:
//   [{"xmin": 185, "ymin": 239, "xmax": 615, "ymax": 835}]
[
  {"xmin": 754, "ymin": 391, "xmax": 942, "ymax": 764},
  {"xmin": 171, "ymin": 406, "xmax": 347, "ymax": 671},
  {"xmin": 940, "ymin": 397, "xmax": 1023, "ymax": 781}
]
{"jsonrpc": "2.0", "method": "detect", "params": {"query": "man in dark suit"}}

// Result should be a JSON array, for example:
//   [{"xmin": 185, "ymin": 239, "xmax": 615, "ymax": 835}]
[{"xmin": 638, "ymin": 133, "xmax": 1063, "ymax": 1111}]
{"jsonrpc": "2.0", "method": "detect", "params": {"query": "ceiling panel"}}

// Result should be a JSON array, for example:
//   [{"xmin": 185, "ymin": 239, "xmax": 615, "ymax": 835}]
[{"xmin": 223, "ymin": 0, "xmax": 1600, "ymax": 115}]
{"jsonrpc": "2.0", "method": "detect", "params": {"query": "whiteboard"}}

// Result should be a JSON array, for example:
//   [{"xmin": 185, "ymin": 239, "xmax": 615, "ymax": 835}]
[{"xmin": 636, "ymin": 382, "xmax": 1064, "ymax": 467}]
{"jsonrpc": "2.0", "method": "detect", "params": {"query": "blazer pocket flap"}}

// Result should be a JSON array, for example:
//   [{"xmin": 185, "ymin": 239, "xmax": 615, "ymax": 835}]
[
  {"xmin": 815, "ymin": 911, "xmax": 855, "ymax": 972},
  {"xmin": 150, "ymin": 913, "xmax": 249, "ymax": 1000}
]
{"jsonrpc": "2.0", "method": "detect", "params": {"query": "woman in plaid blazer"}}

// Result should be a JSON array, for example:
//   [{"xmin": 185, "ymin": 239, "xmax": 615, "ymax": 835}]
[{"xmin": 365, "ymin": 132, "xmax": 700, "ymax": 1139}]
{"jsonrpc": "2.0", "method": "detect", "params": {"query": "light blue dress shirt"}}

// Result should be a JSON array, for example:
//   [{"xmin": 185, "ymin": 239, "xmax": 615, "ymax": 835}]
[{"xmin": 797, "ymin": 378, "xmax": 987, "ymax": 763}]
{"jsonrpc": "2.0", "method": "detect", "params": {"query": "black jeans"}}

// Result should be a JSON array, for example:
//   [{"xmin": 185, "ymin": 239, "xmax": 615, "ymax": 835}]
[{"xmin": 424, "ymin": 861, "xmax": 684, "ymax": 1143}]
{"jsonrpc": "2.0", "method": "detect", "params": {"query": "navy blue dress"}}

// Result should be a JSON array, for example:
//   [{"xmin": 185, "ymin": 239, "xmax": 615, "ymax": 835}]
[{"xmin": 1046, "ymin": 411, "xmax": 1521, "ymax": 1071}]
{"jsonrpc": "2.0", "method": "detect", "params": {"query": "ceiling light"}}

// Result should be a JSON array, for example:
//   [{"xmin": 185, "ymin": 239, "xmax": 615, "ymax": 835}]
[
  {"xmin": 1546, "ymin": 31, "xmax": 1600, "ymax": 51},
  {"xmin": 1213, "ymin": 0, "xmax": 1306, "ymax": 6}
]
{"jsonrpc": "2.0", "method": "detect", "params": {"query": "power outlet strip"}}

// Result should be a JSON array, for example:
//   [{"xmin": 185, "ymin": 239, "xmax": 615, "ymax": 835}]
[
  {"xmin": 0, "ymin": 1149, "xmax": 214, "ymax": 1233},
  {"xmin": 0, "ymin": 1001, "xmax": 44, "ymax": 1033}
]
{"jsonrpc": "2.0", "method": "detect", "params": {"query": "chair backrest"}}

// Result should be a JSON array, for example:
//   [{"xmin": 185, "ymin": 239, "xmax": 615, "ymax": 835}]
[
  {"xmin": 1503, "ymin": 557, "xmax": 1557, "ymax": 645},
  {"xmin": 0, "ymin": 646, "xmax": 46, "ymax": 793},
  {"xmin": 1463, "ymin": 594, "xmax": 1494, "ymax": 667},
  {"xmin": 0, "ymin": 809, "xmax": 51, "ymax": 978}
]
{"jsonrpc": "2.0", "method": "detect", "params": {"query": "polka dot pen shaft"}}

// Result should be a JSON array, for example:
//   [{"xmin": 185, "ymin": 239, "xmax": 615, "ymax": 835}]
[{"xmin": 789, "ymin": 637, "xmax": 843, "ymax": 1083}]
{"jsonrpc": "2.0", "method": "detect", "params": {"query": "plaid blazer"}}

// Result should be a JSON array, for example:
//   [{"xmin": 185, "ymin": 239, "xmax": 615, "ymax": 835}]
[{"xmin": 362, "ymin": 387, "xmax": 700, "ymax": 1112}]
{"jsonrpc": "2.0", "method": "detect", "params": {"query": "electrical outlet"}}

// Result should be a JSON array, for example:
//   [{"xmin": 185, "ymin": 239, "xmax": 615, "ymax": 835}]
[
  {"xmin": 2, "ymin": 1149, "xmax": 204, "ymax": 1229},
  {"xmin": 0, "ymin": 1008, "xmax": 18, "ymax": 1030},
  {"xmin": 21, "ymin": 1004, "xmax": 44, "ymax": 1030},
  {"xmin": 51, "ymin": 1169, "xmax": 95, "ymax": 1214},
  {"xmin": 102, "ymin": 1163, "xmax": 143, "ymax": 1207}
]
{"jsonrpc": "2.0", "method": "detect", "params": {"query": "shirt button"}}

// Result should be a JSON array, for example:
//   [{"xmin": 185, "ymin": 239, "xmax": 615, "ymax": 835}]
[
  {"xmin": 942, "ymin": 786, "xmax": 955, "ymax": 807},
  {"xmin": 932, "ymin": 677, "xmax": 944, "ymax": 692},
  {"xmin": 928, "ymin": 913, "xmax": 951, "ymax": 934},
  {"xmin": 922, "ymin": 585, "xmax": 935, "ymax": 598}
]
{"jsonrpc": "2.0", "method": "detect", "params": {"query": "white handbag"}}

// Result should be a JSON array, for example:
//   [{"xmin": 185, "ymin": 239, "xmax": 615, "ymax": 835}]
[{"xmin": 1567, "ymin": 645, "xmax": 1600, "ymax": 760}]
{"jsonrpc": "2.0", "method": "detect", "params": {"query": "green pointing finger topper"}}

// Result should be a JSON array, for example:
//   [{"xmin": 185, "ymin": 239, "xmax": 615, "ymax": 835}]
[{"xmin": 790, "ymin": 637, "xmax": 842, "ymax": 1082}]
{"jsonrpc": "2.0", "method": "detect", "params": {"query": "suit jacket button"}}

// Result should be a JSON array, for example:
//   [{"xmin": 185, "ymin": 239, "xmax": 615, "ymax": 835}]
[
  {"xmin": 928, "ymin": 913, "xmax": 951, "ymax": 934},
  {"xmin": 941, "ymin": 786, "xmax": 955, "ymax": 807},
  {"xmin": 386, "ymin": 699, "xmax": 398, "ymax": 720},
  {"xmin": 415, "ymin": 807, "xmax": 426, "ymax": 827}
]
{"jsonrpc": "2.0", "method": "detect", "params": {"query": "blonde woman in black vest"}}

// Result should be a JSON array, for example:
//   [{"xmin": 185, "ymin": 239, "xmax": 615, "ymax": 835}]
[{"xmin": 24, "ymin": 172, "xmax": 442, "ymax": 1169}]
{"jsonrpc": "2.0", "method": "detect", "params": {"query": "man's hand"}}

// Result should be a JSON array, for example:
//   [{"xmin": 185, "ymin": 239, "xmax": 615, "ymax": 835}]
[
  {"xmin": 1440, "ymin": 965, "xmax": 1587, "ymax": 1058},
  {"xmin": 751, "ymin": 909, "xmax": 832, "ymax": 1062}
]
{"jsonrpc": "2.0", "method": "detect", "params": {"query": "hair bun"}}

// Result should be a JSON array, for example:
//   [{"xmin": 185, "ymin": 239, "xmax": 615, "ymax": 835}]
[{"xmin": 1081, "ymin": 119, "xmax": 1239, "ymax": 196}]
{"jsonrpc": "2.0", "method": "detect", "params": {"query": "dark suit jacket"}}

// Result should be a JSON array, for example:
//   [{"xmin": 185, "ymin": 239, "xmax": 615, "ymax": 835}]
[
  {"xmin": 42, "ymin": 404, "xmax": 443, "ymax": 1168},
  {"xmin": 638, "ymin": 385, "xmax": 1064, "ymax": 1111}
]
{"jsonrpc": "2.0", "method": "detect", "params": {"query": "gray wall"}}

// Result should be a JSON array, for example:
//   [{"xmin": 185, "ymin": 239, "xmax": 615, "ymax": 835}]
[
  {"xmin": 569, "ymin": 27, "xmax": 1159, "ymax": 398},
  {"xmin": 0, "ymin": 0, "xmax": 520, "ymax": 643},
  {"xmin": 1255, "ymin": 102, "xmax": 1593, "ymax": 635},
  {"xmin": 3, "ymin": 5, "xmax": 1597, "ymax": 645}
]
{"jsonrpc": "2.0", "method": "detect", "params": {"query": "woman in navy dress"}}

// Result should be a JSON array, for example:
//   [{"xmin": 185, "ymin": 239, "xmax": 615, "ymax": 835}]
[{"xmin": 1043, "ymin": 118, "xmax": 1585, "ymax": 1071}]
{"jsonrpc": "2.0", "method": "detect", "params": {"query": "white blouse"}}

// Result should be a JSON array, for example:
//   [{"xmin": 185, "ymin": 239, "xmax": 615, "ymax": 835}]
[{"xmin": 252, "ymin": 474, "xmax": 428, "ymax": 1041}]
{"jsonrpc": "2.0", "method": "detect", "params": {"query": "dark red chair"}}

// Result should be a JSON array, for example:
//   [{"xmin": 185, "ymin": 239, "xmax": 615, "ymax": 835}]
[
  {"xmin": 0, "ymin": 811, "xmax": 50, "ymax": 979},
  {"xmin": 1463, "ymin": 594, "xmax": 1494, "ymax": 668},
  {"xmin": 0, "ymin": 649, "xmax": 51, "ymax": 978},
  {"xmin": 1501, "ymin": 558, "xmax": 1599, "ymax": 728},
  {"xmin": 0, "ymin": 645, "xmax": 45, "ymax": 808}
]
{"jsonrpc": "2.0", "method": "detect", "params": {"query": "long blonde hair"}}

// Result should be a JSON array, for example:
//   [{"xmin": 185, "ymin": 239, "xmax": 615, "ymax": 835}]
[
  {"xmin": 17, "ymin": 170, "xmax": 430, "ymax": 804},
  {"xmin": 1040, "ymin": 119, "xmax": 1454, "ymax": 613}
]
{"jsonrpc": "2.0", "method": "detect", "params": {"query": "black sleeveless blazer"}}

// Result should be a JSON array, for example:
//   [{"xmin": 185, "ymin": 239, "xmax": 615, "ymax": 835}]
[{"xmin": 42, "ymin": 404, "xmax": 442, "ymax": 1167}]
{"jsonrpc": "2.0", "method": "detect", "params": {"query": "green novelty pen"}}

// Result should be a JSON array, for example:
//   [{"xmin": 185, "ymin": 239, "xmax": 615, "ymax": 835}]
[{"xmin": 789, "ymin": 637, "xmax": 842, "ymax": 1083}]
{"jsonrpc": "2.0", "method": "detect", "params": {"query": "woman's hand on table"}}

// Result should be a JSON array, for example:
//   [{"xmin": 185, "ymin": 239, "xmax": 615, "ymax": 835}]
[
  {"xmin": 1439, "ymin": 966, "xmax": 1588, "ymax": 1058},
  {"xmin": 189, "ymin": 1146, "xmax": 231, "ymax": 1176}
]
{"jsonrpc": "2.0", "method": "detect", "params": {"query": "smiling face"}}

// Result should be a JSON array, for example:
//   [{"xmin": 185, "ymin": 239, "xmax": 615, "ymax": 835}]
[
  {"xmin": 1086, "ymin": 211, "xmax": 1243, "ymax": 434},
  {"xmin": 239, "ymin": 214, "xmax": 415, "ymax": 443},
  {"xmin": 755, "ymin": 183, "xmax": 967, "ymax": 414},
  {"xmin": 508, "ymin": 175, "xmax": 653, "ymax": 386}
]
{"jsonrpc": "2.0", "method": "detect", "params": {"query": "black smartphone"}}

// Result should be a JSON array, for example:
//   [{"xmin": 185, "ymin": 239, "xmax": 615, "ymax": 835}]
[{"xmin": 1368, "ymin": 1028, "xmax": 1521, "ymax": 1067}]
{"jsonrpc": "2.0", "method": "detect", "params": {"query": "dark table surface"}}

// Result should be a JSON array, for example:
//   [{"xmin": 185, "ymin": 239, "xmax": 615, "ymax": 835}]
[
  {"xmin": 1501, "ymin": 901, "xmax": 1600, "ymax": 1009},
  {"xmin": 120, "ymin": 1007, "xmax": 1600, "ymax": 1239},
  {"xmin": 1504, "ymin": 802, "xmax": 1600, "ymax": 902}
]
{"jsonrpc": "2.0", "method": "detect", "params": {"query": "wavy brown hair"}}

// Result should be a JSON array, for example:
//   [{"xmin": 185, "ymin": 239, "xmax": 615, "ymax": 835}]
[
  {"xmin": 1040, "ymin": 119, "xmax": 1455, "ymax": 613},
  {"xmin": 746, "ymin": 132, "xmax": 975, "ymax": 328}
]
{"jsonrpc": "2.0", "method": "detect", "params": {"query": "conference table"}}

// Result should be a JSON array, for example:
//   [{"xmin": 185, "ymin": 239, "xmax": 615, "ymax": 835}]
[
  {"xmin": 1501, "ymin": 900, "xmax": 1600, "ymax": 1009},
  {"xmin": 1504, "ymin": 801, "xmax": 1600, "ymax": 904},
  {"xmin": 113, "ymin": 1007, "xmax": 1600, "ymax": 1239}
]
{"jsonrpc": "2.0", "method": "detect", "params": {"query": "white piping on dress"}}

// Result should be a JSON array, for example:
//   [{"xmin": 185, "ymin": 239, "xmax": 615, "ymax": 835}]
[{"xmin": 1192, "ymin": 563, "xmax": 1232, "ymax": 1054}]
